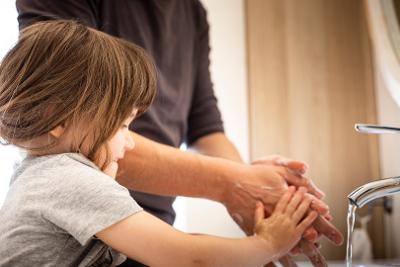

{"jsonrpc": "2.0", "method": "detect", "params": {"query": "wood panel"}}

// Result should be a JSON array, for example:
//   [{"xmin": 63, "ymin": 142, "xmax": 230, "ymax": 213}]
[{"xmin": 246, "ymin": 0, "xmax": 382, "ymax": 260}]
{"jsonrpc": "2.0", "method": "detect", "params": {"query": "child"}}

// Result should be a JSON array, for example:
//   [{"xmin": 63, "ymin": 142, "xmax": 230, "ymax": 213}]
[{"xmin": 0, "ymin": 20, "xmax": 317, "ymax": 266}]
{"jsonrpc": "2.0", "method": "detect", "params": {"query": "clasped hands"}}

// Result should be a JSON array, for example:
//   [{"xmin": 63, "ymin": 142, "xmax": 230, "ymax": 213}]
[{"xmin": 222, "ymin": 155, "xmax": 343, "ymax": 267}]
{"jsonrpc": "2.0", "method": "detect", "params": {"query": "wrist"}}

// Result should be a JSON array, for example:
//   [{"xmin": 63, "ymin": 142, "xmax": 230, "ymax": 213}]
[
  {"xmin": 250, "ymin": 235, "xmax": 280, "ymax": 263},
  {"xmin": 198, "ymin": 154, "xmax": 249, "ymax": 203}
]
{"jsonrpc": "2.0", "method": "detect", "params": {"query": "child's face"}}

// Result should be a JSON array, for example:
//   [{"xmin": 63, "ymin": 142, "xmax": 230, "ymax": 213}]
[{"xmin": 108, "ymin": 110, "xmax": 137, "ymax": 162}]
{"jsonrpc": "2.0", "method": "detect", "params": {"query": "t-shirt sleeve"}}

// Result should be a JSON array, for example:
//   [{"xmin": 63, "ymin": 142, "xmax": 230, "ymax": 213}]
[
  {"xmin": 40, "ymin": 156, "xmax": 142, "ymax": 245},
  {"xmin": 186, "ymin": 1, "xmax": 224, "ymax": 145},
  {"xmin": 16, "ymin": 0, "xmax": 99, "ymax": 30}
]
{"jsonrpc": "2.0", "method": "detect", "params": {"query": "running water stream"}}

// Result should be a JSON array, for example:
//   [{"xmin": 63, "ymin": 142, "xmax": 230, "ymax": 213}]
[{"xmin": 346, "ymin": 203, "xmax": 357, "ymax": 267}]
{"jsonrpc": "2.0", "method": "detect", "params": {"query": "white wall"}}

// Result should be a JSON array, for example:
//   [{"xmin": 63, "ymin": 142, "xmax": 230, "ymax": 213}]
[
  {"xmin": 0, "ymin": 2, "xmax": 20, "ymax": 207},
  {"xmin": 173, "ymin": 0, "xmax": 248, "ymax": 238},
  {"xmin": 203, "ymin": 0, "xmax": 249, "ymax": 160},
  {"xmin": 375, "ymin": 65, "xmax": 400, "ymax": 258}
]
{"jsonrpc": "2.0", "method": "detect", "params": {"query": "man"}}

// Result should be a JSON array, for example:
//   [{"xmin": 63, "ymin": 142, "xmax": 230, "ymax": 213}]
[{"xmin": 16, "ymin": 1, "xmax": 342, "ymax": 266}]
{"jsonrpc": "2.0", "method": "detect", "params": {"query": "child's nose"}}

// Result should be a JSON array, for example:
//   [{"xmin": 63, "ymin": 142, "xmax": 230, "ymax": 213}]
[{"xmin": 125, "ymin": 132, "xmax": 135, "ymax": 151}]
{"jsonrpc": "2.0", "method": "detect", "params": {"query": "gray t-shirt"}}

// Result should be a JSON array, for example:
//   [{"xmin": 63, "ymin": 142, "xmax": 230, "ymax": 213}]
[{"xmin": 0, "ymin": 153, "xmax": 142, "ymax": 267}]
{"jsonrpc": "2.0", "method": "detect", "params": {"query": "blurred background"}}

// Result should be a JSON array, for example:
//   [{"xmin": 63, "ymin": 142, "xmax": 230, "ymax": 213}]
[{"xmin": 2, "ymin": 0, "xmax": 400, "ymax": 262}]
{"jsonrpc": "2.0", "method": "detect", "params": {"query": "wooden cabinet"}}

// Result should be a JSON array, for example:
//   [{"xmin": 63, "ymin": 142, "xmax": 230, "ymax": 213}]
[{"xmin": 245, "ymin": 0, "xmax": 383, "ymax": 259}]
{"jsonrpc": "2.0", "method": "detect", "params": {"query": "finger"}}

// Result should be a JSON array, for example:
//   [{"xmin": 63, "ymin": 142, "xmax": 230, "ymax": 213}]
[
  {"xmin": 251, "ymin": 156, "xmax": 325, "ymax": 199},
  {"xmin": 292, "ymin": 196, "xmax": 312, "ymax": 224},
  {"xmin": 290, "ymin": 246, "xmax": 301, "ymax": 256},
  {"xmin": 274, "ymin": 186, "xmax": 295, "ymax": 213},
  {"xmin": 278, "ymin": 255, "xmax": 298, "ymax": 267},
  {"xmin": 285, "ymin": 187, "xmax": 307, "ymax": 215},
  {"xmin": 308, "ymin": 194, "xmax": 329, "ymax": 215},
  {"xmin": 276, "ymin": 157, "xmax": 308, "ymax": 176},
  {"xmin": 252, "ymin": 154, "xmax": 283, "ymax": 165},
  {"xmin": 324, "ymin": 213, "xmax": 333, "ymax": 221},
  {"xmin": 296, "ymin": 211, "xmax": 318, "ymax": 233},
  {"xmin": 308, "ymin": 179, "xmax": 325, "ymax": 199},
  {"xmin": 253, "ymin": 155, "xmax": 308, "ymax": 176},
  {"xmin": 299, "ymin": 240, "xmax": 328, "ymax": 267},
  {"xmin": 281, "ymin": 169, "xmax": 310, "ymax": 187},
  {"xmin": 313, "ymin": 216, "xmax": 344, "ymax": 245},
  {"xmin": 267, "ymin": 155, "xmax": 308, "ymax": 173},
  {"xmin": 263, "ymin": 262, "xmax": 278, "ymax": 267},
  {"xmin": 284, "ymin": 172, "xmax": 325, "ymax": 199},
  {"xmin": 303, "ymin": 227, "xmax": 319, "ymax": 242},
  {"xmin": 254, "ymin": 201, "xmax": 265, "ymax": 225},
  {"xmin": 285, "ymin": 160, "xmax": 308, "ymax": 175}
]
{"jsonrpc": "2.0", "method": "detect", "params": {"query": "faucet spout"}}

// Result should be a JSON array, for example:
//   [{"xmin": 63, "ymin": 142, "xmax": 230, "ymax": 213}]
[
  {"xmin": 355, "ymin": 124, "xmax": 400, "ymax": 134},
  {"xmin": 348, "ymin": 177, "xmax": 400, "ymax": 208}
]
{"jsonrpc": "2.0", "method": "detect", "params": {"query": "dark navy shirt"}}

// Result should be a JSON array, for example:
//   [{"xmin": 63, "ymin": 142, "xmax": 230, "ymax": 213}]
[{"xmin": 16, "ymin": 0, "xmax": 224, "ymax": 225}]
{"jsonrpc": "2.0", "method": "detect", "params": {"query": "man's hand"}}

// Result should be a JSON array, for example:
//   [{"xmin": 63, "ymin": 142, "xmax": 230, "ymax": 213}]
[
  {"xmin": 222, "ymin": 163, "xmax": 288, "ymax": 234},
  {"xmin": 221, "ymin": 156, "xmax": 343, "ymax": 267},
  {"xmin": 252, "ymin": 155, "xmax": 325, "ymax": 199},
  {"xmin": 253, "ymin": 156, "xmax": 343, "ymax": 244},
  {"xmin": 222, "ymin": 163, "xmax": 330, "ymax": 235},
  {"xmin": 253, "ymin": 156, "xmax": 331, "ymax": 241}
]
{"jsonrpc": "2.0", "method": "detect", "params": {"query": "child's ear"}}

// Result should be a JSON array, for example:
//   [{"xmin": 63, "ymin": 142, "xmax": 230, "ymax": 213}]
[{"xmin": 49, "ymin": 125, "xmax": 65, "ymax": 138}]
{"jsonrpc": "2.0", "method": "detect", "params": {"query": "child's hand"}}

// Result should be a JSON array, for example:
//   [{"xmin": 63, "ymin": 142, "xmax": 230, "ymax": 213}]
[
  {"xmin": 103, "ymin": 161, "xmax": 119, "ymax": 179},
  {"xmin": 254, "ymin": 186, "xmax": 318, "ymax": 260}
]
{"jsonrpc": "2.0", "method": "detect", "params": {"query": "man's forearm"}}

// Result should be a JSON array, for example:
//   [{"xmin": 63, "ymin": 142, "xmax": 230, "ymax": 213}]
[
  {"xmin": 116, "ymin": 132, "xmax": 245, "ymax": 202},
  {"xmin": 188, "ymin": 132, "xmax": 243, "ymax": 162}
]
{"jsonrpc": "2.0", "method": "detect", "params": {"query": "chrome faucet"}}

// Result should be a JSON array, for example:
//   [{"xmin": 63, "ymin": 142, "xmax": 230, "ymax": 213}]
[
  {"xmin": 348, "ymin": 124, "xmax": 400, "ymax": 208},
  {"xmin": 354, "ymin": 123, "xmax": 400, "ymax": 135},
  {"xmin": 348, "ymin": 177, "xmax": 400, "ymax": 208}
]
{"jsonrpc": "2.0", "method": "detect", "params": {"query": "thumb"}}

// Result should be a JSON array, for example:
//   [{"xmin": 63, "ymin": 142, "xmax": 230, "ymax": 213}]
[
  {"xmin": 103, "ymin": 161, "xmax": 119, "ymax": 179},
  {"xmin": 254, "ymin": 201, "xmax": 265, "ymax": 225},
  {"xmin": 285, "ymin": 160, "xmax": 308, "ymax": 175}
]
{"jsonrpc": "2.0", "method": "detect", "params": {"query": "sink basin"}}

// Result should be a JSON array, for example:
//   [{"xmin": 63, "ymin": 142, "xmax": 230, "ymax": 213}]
[{"xmin": 297, "ymin": 261, "xmax": 395, "ymax": 267}]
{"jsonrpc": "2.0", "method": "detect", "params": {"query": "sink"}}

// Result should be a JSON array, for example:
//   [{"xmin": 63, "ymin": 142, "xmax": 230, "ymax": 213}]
[{"xmin": 297, "ymin": 261, "xmax": 395, "ymax": 267}]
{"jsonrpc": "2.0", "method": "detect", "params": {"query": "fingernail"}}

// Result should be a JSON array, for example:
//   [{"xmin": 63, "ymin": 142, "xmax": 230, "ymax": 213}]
[
  {"xmin": 276, "ymin": 159, "xmax": 288, "ymax": 166},
  {"xmin": 320, "ymin": 203, "xmax": 329, "ymax": 211},
  {"xmin": 330, "ymin": 231, "xmax": 344, "ymax": 245},
  {"xmin": 318, "ymin": 190, "xmax": 326, "ymax": 198},
  {"xmin": 303, "ymin": 163, "xmax": 309, "ymax": 170}
]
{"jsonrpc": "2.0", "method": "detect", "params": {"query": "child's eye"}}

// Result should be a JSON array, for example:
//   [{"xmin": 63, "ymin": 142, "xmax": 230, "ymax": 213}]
[{"xmin": 122, "ymin": 124, "xmax": 129, "ymax": 129}]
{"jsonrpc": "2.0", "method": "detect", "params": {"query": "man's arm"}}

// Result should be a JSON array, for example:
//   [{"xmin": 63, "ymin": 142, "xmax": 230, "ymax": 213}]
[
  {"xmin": 189, "ymin": 132, "xmax": 243, "ymax": 162},
  {"xmin": 116, "ymin": 133, "xmax": 342, "ymax": 240},
  {"xmin": 117, "ymin": 132, "xmax": 306, "ymax": 206},
  {"xmin": 117, "ymin": 132, "xmax": 248, "ymax": 202},
  {"xmin": 117, "ymin": 132, "xmax": 315, "ymax": 206},
  {"xmin": 16, "ymin": 0, "xmax": 99, "ymax": 30}
]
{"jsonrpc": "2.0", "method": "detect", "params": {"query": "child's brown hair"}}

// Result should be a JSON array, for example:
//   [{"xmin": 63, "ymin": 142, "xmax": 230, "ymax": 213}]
[{"xmin": 0, "ymin": 20, "xmax": 156, "ymax": 168}]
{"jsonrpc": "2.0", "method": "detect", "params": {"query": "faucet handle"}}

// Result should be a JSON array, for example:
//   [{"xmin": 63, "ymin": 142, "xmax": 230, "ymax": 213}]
[{"xmin": 355, "ymin": 123, "xmax": 400, "ymax": 134}]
